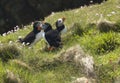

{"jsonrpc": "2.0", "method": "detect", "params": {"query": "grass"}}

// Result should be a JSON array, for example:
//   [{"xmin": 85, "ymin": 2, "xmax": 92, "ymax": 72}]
[{"xmin": 0, "ymin": 0, "xmax": 120, "ymax": 83}]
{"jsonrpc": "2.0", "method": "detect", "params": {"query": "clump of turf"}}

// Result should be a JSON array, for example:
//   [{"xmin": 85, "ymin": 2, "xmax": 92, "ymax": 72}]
[
  {"xmin": 71, "ymin": 23, "xmax": 85, "ymax": 36},
  {"xmin": 97, "ymin": 20, "xmax": 117, "ymax": 32},
  {"xmin": 0, "ymin": 44, "xmax": 21, "ymax": 62}
]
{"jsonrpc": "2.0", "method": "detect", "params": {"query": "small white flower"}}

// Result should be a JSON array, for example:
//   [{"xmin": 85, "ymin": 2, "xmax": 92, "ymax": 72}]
[
  {"xmin": 90, "ymin": 0, "xmax": 93, "ymax": 3},
  {"xmin": 31, "ymin": 22, "xmax": 34, "ymax": 26},
  {"xmin": 95, "ymin": 13, "xmax": 99, "ymax": 16},
  {"xmin": 2, "ymin": 33, "xmax": 6, "ymax": 36},
  {"xmin": 75, "ymin": 10, "xmax": 79, "ymax": 13},
  {"xmin": 81, "ymin": 6, "xmax": 83, "ymax": 8},
  {"xmin": 16, "ymin": 25, "xmax": 19, "ymax": 28},
  {"xmin": 28, "ymin": 47, "xmax": 32, "ymax": 49},
  {"xmin": 31, "ymin": 22, "xmax": 34, "ymax": 25},
  {"xmin": 18, "ymin": 36, "xmax": 22, "ymax": 39},
  {"xmin": 7, "ymin": 31, "xmax": 10, "ymax": 35},
  {"xmin": 15, "ymin": 40, "xmax": 18, "ymax": 43},
  {"xmin": 14, "ymin": 27, "xmax": 17, "ymax": 32},
  {"xmin": 14, "ymin": 29, "xmax": 17, "ymax": 32},
  {"xmin": 116, "ymin": 6, "xmax": 120, "ymax": 9},
  {"xmin": 24, "ymin": 26, "xmax": 26, "ymax": 28},
  {"xmin": 0, "ymin": 43, "xmax": 3, "ymax": 46},
  {"xmin": 24, "ymin": 26, "xmax": 27, "ymax": 29},
  {"xmin": 51, "ymin": 12, "xmax": 55, "ymax": 15},
  {"xmin": 18, "ymin": 46, "xmax": 23, "ymax": 49},
  {"xmin": 71, "ymin": 76, "xmax": 76, "ymax": 80},
  {"xmin": 16, "ymin": 27, "xmax": 20, "ymax": 31},
  {"xmin": 11, "ymin": 30, "xmax": 14, "ymax": 33},
  {"xmin": 111, "ymin": 11, "xmax": 116, "ymax": 14},
  {"xmin": 14, "ymin": 27, "xmax": 17, "ymax": 30},
  {"xmin": 9, "ymin": 41, "xmax": 13, "ymax": 44},
  {"xmin": 90, "ymin": 6, "xmax": 93, "ymax": 8},
  {"xmin": 50, "ymin": 12, "xmax": 55, "ymax": 17},
  {"xmin": 107, "ymin": 14, "xmax": 112, "ymax": 17}
]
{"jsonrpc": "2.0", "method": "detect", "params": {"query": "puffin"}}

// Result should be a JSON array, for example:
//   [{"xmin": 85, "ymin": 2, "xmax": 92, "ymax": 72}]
[
  {"xmin": 19, "ymin": 21, "xmax": 52, "ymax": 46},
  {"xmin": 44, "ymin": 17, "xmax": 66, "ymax": 51}
]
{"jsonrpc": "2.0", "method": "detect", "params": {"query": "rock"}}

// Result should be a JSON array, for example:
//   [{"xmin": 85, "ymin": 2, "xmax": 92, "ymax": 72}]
[
  {"xmin": 72, "ymin": 77, "xmax": 96, "ymax": 83},
  {"xmin": 4, "ymin": 70, "xmax": 21, "ymax": 83},
  {"xmin": 114, "ymin": 77, "xmax": 120, "ymax": 83},
  {"xmin": 59, "ymin": 45, "xmax": 95, "ymax": 77},
  {"xmin": 59, "ymin": 45, "xmax": 85, "ymax": 62},
  {"xmin": 80, "ymin": 56, "xmax": 95, "ymax": 77}
]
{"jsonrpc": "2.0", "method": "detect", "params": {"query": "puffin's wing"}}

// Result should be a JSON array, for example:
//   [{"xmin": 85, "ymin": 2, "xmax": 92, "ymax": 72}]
[
  {"xmin": 45, "ymin": 30, "xmax": 58, "ymax": 40},
  {"xmin": 43, "ymin": 23, "xmax": 52, "ymax": 32},
  {"xmin": 22, "ymin": 31, "xmax": 35, "ymax": 44},
  {"xmin": 45, "ymin": 30, "xmax": 61, "ymax": 47},
  {"xmin": 51, "ymin": 35, "xmax": 61, "ymax": 47}
]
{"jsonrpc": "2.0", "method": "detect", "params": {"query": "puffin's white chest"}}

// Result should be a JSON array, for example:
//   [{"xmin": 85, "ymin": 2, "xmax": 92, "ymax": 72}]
[
  {"xmin": 35, "ymin": 31, "xmax": 44, "ymax": 42},
  {"xmin": 30, "ymin": 31, "xmax": 44, "ymax": 46},
  {"xmin": 61, "ymin": 27, "xmax": 67, "ymax": 34},
  {"xmin": 42, "ymin": 32, "xmax": 50, "ymax": 47}
]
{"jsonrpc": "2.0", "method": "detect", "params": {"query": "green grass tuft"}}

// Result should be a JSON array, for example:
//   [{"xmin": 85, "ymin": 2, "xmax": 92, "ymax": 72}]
[{"xmin": 0, "ymin": 44, "xmax": 21, "ymax": 62}]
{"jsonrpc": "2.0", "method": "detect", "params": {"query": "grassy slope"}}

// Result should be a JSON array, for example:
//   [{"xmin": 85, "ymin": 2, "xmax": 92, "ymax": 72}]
[{"xmin": 0, "ymin": 0, "xmax": 120, "ymax": 83}]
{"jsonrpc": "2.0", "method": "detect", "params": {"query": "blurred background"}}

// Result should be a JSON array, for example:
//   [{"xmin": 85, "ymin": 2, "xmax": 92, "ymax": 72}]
[{"xmin": 0, "ymin": 0, "xmax": 105, "ymax": 34}]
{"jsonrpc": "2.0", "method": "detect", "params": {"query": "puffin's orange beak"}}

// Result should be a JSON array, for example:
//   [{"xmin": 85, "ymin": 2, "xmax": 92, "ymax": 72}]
[
  {"xmin": 38, "ymin": 26, "xmax": 41, "ymax": 30},
  {"xmin": 62, "ymin": 17, "xmax": 66, "ymax": 22}
]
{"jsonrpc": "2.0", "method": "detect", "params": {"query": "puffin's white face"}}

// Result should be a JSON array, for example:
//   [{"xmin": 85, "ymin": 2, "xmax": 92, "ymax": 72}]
[{"xmin": 57, "ymin": 18, "xmax": 64, "ymax": 27}]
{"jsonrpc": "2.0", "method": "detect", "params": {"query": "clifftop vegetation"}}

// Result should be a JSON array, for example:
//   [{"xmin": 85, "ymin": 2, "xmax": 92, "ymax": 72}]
[{"xmin": 0, "ymin": 0, "xmax": 120, "ymax": 83}]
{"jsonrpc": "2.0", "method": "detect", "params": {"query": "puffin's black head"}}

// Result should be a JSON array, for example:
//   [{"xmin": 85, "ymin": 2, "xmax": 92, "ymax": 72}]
[
  {"xmin": 42, "ymin": 22, "xmax": 52, "ymax": 32},
  {"xmin": 55, "ymin": 17, "xmax": 65, "ymax": 32},
  {"xmin": 33, "ymin": 21, "xmax": 42, "ymax": 34}
]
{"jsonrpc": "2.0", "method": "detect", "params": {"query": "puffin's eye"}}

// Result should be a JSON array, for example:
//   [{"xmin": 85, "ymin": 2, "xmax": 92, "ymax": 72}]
[
  {"xmin": 58, "ymin": 20, "xmax": 61, "ymax": 23},
  {"xmin": 58, "ymin": 19, "xmax": 63, "ymax": 23}
]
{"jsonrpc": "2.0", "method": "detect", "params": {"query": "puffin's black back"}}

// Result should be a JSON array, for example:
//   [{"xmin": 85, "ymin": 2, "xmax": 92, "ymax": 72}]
[
  {"xmin": 43, "ymin": 22, "xmax": 52, "ymax": 32},
  {"xmin": 19, "ymin": 31, "xmax": 35, "ymax": 45},
  {"xmin": 45, "ymin": 30, "xmax": 61, "ymax": 47}
]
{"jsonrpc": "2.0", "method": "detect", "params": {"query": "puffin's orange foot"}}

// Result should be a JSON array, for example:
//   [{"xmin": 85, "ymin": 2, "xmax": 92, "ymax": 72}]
[{"xmin": 48, "ymin": 46, "xmax": 55, "ymax": 51}]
